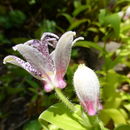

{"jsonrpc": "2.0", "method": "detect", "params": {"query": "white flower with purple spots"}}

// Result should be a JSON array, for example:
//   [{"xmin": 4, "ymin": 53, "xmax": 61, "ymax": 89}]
[
  {"xmin": 3, "ymin": 31, "xmax": 84, "ymax": 92},
  {"xmin": 73, "ymin": 64, "xmax": 102, "ymax": 116}
]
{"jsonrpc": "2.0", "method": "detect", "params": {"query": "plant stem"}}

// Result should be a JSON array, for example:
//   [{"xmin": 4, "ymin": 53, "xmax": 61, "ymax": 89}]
[{"xmin": 54, "ymin": 87, "xmax": 75, "ymax": 112}]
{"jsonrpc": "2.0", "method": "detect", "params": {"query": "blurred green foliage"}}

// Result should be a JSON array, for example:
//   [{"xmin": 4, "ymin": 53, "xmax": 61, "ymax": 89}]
[{"xmin": 1, "ymin": 0, "xmax": 130, "ymax": 129}]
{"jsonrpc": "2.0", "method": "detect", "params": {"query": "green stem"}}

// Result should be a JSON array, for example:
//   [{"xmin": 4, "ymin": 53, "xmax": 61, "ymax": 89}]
[{"xmin": 54, "ymin": 87, "xmax": 75, "ymax": 112}]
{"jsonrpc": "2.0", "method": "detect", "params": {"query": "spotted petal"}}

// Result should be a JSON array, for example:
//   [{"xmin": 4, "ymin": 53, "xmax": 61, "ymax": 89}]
[
  {"xmin": 24, "ymin": 40, "xmax": 54, "ymax": 68},
  {"xmin": 3, "ymin": 55, "xmax": 42, "ymax": 80},
  {"xmin": 13, "ymin": 44, "xmax": 53, "ymax": 79},
  {"xmin": 24, "ymin": 40, "xmax": 49, "ymax": 56},
  {"xmin": 54, "ymin": 31, "xmax": 76, "ymax": 80},
  {"xmin": 41, "ymin": 32, "xmax": 59, "ymax": 48}
]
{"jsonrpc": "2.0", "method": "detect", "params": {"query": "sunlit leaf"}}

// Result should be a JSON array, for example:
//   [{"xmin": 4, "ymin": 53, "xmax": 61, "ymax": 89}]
[
  {"xmin": 104, "ymin": 13, "xmax": 121, "ymax": 38},
  {"xmin": 39, "ymin": 103, "xmax": 88, "ymax": 130},
  {"xmin": 99, "ymin": 10, "xmax": 121, "ymax": 38},
  {"xmin": 120, "ymin": 24, "xmax": 130, "ymax": 34},
  {"xmin": 98, "ymin": 9, "xmax": 106, "ymax": 24},
  {"xmin": 87, "ymin": 27, "xmax": 99, "ymax": 33},
  {"xmin": 119, "ymin": 109, "xmax": 128, "ymax": 120},
  {"xmin": 74, "ymin": 41, "xmax": 104, "ymax": 52},
  {"xmin": 100, "ymin": 109, "xmax": 126, "ymax": 126},
  {"xmin": 124, "ymin": 104, "xmax": 130, "ymax": 112},
  {"xmin": 101, "ymin": 70, "xmax": 127, "ymax": 99}
]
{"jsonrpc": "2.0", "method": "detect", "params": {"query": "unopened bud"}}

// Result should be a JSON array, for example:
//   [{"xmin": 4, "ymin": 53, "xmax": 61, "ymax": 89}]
[{"xmin": 73, "ymin": 64, "xmax": 102, "ymax": 116}]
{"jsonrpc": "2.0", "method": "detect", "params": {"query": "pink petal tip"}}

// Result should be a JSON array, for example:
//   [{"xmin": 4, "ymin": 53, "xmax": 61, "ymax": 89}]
[
  {"xmin": 57, "ymin": 79, "xmax": 66, "ymax": 89},
  {"xmin": 44, "ymin": 83, "xmax": 53, "ymax": 92}
]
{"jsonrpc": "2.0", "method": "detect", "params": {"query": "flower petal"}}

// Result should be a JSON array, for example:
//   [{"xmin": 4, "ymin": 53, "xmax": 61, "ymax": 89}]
[
  {"xmin": 41, "ymin": 32, "xmax": 59, "ymax": 48},
  {"xmin": 72, "ymin": 37, "xmax": 84, "ymax": 46},
  {"xmin": 24, "ymin": 40, "xmax": 34, "ymax": 46},
  {"xmin": 41, "ymin": 32, "xmax": 59, "ymax": 41},
  {"xmin": 24, "ymin": 40, "xmax": 54, "ymax": 68},
  {"xmin": 55, "ymin": 79, "xmax": 66, "ymax": 89},
  {"xmin": 13, "ymin": 44, "xmax": 54, "ymax": 75},
  {"xmin": 82, "ymin": 100, "xmax": 97, "ymax": 116},
  {"xmin": 24, "ymin": 40, "xmax": 49, "ymax": 56},
  {"xmin": 42, "ymin": 81, "xmax": 54, "ymax": 92},
  {"xmin": 3, "ymin": 55, "xmax": 42, "ymax": 80},
  {"xmin": 54, "ymin": 31, "xmax": 76, "ymax": 79}
]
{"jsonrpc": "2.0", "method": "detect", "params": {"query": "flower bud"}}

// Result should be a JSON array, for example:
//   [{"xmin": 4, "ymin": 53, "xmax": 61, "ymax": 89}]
[
  {"xmin": 73, "ymin": 64, "xmax": 102, "ymax": 116},
  {"xmin": 124, "ymin": 6, "xmax": 130, "ymax": 20}
]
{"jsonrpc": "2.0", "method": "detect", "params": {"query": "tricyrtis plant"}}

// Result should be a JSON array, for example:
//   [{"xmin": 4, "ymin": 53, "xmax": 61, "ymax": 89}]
[{"xmin": 3, "ymin": 31, "xmax": 106, "ymax": 130}]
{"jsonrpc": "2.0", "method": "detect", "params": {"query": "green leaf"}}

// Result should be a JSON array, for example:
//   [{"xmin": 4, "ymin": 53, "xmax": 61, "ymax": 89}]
[
  {"xmin": 74, "ymin": 41, "xmax": 104, "ymax": 52},
  {"xmin": 67, "ymin": 19, "xmax": 88, "ymax": 30},
  {"xmin": 124, "ymin": 104, "xmax": 130, "ymax": 111},
  {"xmin": 49, "ymin": 124, "xmax": 63, "ymax": 130},
  {"xmin": 98, "ymin": 9, "xmax": 106, "ymax": 25},
  {"xmin": 23, "ymin": 120, "xmax": 42, "ymax": 130},
  {"xmin": 104, "ymin": 95, "xmax": 122, "ymax": 109},
  {"xmin": 25, "ymin": 79, "xmax": 39, "ymax": 88},
  {"xmin": 9, "ymin": 10, "xmax": 26, "ymax": 26},
  {"xmin": 39, "ymin": 103, "xmax": 87, "ymax": 130},
  {"xmin": 101, "ymin": 70, "xmax": 127, "ymax": 99},
  {"xmin": 61, "ymin": 13, "xmax": 73, "ymax": 24},
  {"xmin": 35, "ymin": 20, "xmax": 56, "ymax": 38},
  {"xmin": 119, "ymin": 109, "xmax": 128, "ymax": 120},
  {"xmin": 117, "ymin": 0, "xmax": 130, "ymax": 5},
  {"xmin": 104, "ymin": 55, "xmax": 123, "ymax": 70},
  {"xmin": 28, "ymin": 0, "xmax": 36, "ymax": 4},
  {"xmin": 87, "ymin": 27, "xmax": 99, "ymax": 33},
  {"xmin": 12, "ymin": 37, "xmax": 30, "ymax": 44},
  {"xmin": 0, "ymin": 33, "xmax": 9, "ymax": 43},
  {"xmin": 0, "ymin": 16, "xmax": 10, "ymax": 28},
  {"xmin": 114, "ymin": 125, "xmax": 130, "ymax": 130},
  {"xmin": 73, "ymin": 0, "xmax": 81, "ymax": 8},
  {"xmin": 100, "ymin": 109, "xmax": 126, "ymax": 126},
  {"xmin": 104, "ymin": 13, "xmax": 121, "ymax": 38},
  {"xmin": 99, "ymin": 10, "xmax": 121, "ymax": 38},
  {"xmin": 120, "ymin": 24, "xmax": 130, "ymax": 34},
  {"xmin": 73, "ymin": 5, "xmax": 88, "ymax": 17}
]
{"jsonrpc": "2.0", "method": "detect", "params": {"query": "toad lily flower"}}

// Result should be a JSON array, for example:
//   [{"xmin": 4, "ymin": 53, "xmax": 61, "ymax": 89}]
[
  {"xmin": 73, "ymin": 64, "xmax": 102, "ymax": 116},
  {"xmin": 3, "ymin": 31, "xmax": 84, "ymax": 92}
]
